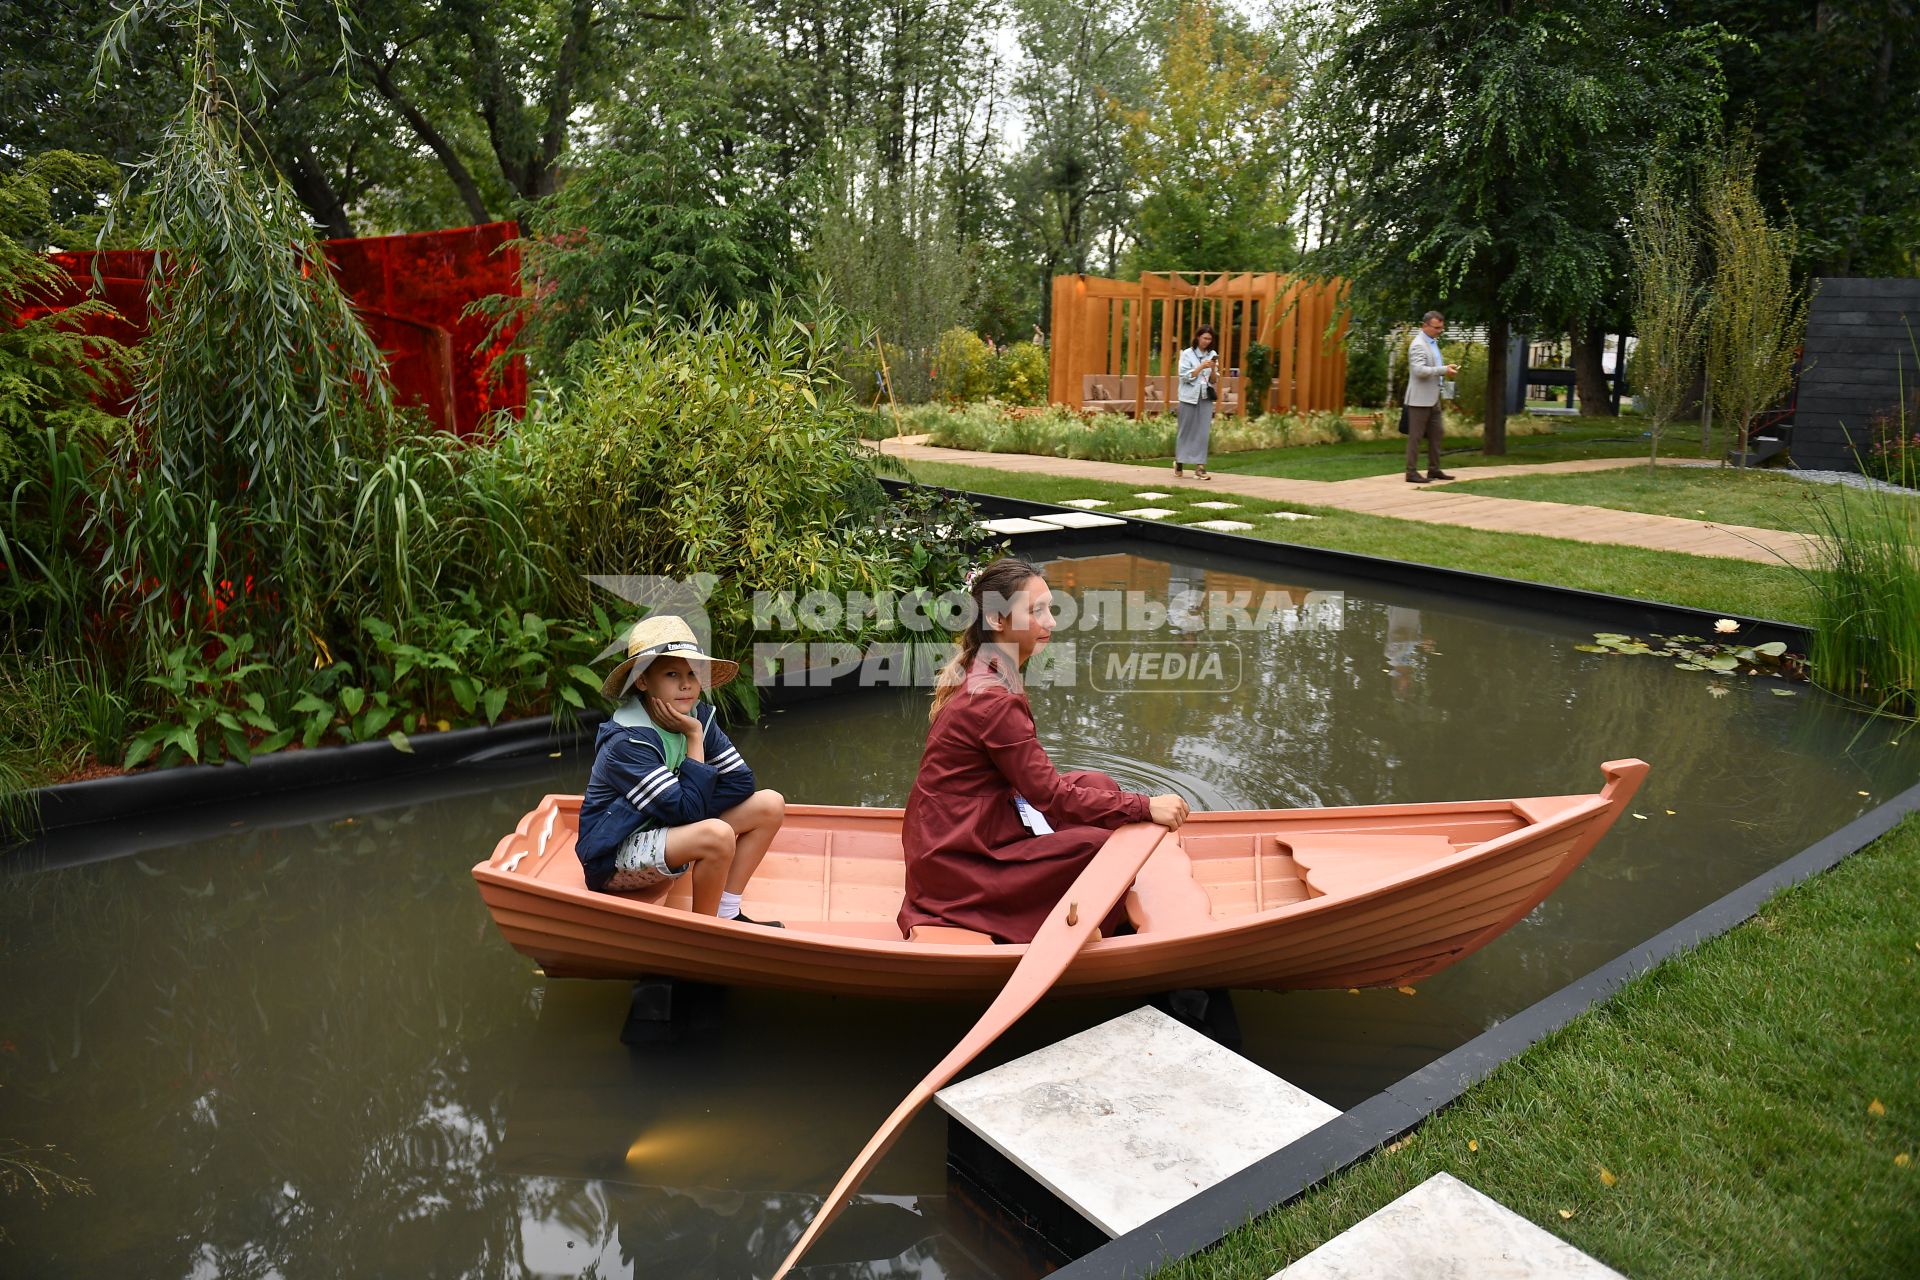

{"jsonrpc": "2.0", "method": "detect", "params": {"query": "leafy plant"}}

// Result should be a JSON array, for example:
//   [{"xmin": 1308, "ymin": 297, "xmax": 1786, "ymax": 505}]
[
  {"xmin": 1704, "ymin": 134, "xmax": 1808, "ymax": 456},
  {"xmin": 1244, "ymin": 341, "xmax": 1276, "ymax": 418},
  {"xmin": 1629, "ymin": 162, "xmax": 1707, "ymax": 471},
  {"xmin": 1342, "ymin": 329, "xmax": 1390, "ymax": 409},
  {"xmin": 123, "ymin": 632, "xmax": 291, "ymax": 769},
  {"xmin": 932, "ymin": 326, "xmax": 994, "ymax": 403},
  {"xmin": 990, "ymin": 340, "xmax": 1049, "ymax": 406}
]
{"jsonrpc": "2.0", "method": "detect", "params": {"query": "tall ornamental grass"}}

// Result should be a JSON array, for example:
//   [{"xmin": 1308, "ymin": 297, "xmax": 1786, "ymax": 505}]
[{"xmin": 1804, "ymin": 398, "xmax": 1920, "ymax": 718}]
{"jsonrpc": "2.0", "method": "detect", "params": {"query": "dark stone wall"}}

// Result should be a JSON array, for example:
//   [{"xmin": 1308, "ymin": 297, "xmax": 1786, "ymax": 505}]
[{"xmin": 1791, "ymin": 277, "xmax": 1920, "ymax": 473}]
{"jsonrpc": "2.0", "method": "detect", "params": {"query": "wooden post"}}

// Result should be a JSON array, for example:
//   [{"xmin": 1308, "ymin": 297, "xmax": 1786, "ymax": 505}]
[{"xmin": 1275, "ymin": 277, "xmax": 1298, "ymax": 414}]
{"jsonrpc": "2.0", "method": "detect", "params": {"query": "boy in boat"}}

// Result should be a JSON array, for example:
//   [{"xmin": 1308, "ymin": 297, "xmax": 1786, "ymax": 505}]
[{"xmin": 576, "ymin": 615, "xmax": 785, "ymax": 926}]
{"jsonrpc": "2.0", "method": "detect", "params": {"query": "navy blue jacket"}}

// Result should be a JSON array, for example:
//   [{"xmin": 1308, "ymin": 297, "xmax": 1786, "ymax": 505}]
[{"xmin": 576, "ymin": 702, "xmax": 756, "ymax": 891}]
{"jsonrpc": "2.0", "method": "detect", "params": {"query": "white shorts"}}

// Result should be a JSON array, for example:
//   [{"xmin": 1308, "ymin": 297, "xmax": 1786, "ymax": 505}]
[{"xmin": 604, "ymin": 825, "xmax": 684, "ymax": 891}]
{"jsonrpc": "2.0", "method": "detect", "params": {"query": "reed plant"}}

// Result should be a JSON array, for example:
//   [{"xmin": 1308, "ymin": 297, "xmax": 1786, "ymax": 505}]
[{"xmin": 1803, "ymin": 393, "xmax": 1920, "ymax": 718}]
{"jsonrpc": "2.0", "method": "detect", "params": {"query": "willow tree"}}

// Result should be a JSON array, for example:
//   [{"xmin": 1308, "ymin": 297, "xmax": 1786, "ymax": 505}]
[
  {"xmin": 93, "ymin": 3, "xmax": 402, "ymax": 658},
  {"xmin": 1704, "ymin": 138, "xmax": 1808, "ymax": 458},
  {"xmin": 1299, "ymin": 0, "xmax": 1724, "ymax": 453},
  {"xmin": 1628, "ymin": 165, "xmax": 1705, "ymax": 471}
]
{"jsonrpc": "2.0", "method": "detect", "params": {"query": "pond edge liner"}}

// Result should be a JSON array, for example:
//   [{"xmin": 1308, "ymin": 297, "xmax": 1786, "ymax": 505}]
[
  {"xmin": 1047, "ymin": 773, "xmax": 1920, "ymax": 1280},
  {"xmin": 882, "ymin": 476, "xmax": 1812, "ymax": 652},
  {"xmin": 20, "ymin": 664, "xmax": 887, "ymax": 839}
]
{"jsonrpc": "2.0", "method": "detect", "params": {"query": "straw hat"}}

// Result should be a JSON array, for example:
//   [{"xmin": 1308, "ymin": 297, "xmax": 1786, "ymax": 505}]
[{"xmin": 601, "ymin": 615, "xmax": 739, "ymax": 698}]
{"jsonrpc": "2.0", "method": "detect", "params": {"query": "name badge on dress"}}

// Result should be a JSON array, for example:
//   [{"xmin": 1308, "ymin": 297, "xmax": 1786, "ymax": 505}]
[{"xmin": 1014, "ymin": 794, "xmax": 1055, "ymax": 836}]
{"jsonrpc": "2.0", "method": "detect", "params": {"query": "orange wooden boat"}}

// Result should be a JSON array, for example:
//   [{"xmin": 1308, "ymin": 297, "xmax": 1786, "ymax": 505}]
[{"xmin": 472, "ymin": 759, "xmax": 1647, "ymax": 997}]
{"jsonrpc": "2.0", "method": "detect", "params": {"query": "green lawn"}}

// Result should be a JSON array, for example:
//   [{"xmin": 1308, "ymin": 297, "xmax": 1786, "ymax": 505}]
[
  {"xmin": 892, "ymin": 458, "xmax": 1818, "ymax": 624},
  {"xmin": 1447, "ymin": 464, "xmax": 1920, "ymax": 537},
  {"xmin": 1181, "ymin": 416, "xmax": 1731, "ymax": 482},
  {"xmin": 1153, "ymin": 813, "xmax": 1920, "ymax": 1280}
]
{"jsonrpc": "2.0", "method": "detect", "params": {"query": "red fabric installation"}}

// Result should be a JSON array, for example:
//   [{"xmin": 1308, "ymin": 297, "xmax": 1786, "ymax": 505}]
[{"xmin": 37, "ymin": 221, "xmax": 525, "ymax": 437}]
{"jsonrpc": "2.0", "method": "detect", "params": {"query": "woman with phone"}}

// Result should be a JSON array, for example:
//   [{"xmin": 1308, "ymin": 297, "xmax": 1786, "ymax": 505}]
[{"xmin": 1174, "ymin": 325, "xmax": 1219, "ymax": 480}]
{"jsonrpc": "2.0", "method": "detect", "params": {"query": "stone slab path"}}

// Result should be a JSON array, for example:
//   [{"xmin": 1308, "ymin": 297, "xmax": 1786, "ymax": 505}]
[
  {"xmin": 1272, "ymin": 1172, "xmax": 1626, "ymax": 1279},
  {"xmin": 874, "ymin": 437, "xmax": 1818, "ymax": 568}
]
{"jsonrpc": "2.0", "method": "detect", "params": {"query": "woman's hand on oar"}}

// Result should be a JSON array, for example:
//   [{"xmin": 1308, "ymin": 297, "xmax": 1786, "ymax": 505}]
[{"xmin": 768, "ymin": 821, "xmax": 1170, "ymax": 1279}]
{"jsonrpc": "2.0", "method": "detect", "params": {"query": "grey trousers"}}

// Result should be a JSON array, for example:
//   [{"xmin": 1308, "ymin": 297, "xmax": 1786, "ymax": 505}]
[
  {"xmin": 1176, "ymin": 399, "xmax": 1215, "ymax": 464},
  {"xmin": 1405, "ymin": 403, "xmax": 1444, "ymax": 472}
]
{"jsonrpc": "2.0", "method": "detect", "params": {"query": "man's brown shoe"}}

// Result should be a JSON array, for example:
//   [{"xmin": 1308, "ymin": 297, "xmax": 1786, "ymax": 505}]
[
  {"xmin": 1405, "ymin": 471, "xmax": 1430, "ymax": 484},
  {"xmin": 1427, "ymin": 469, "xmax": 1456, "ymax": 481}
]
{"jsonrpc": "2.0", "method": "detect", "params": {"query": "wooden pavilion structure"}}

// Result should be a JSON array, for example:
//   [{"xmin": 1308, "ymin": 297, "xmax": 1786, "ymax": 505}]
[{"xmin": 1047, "ymin": 272, "xmax": 1349, "ymax": 418}]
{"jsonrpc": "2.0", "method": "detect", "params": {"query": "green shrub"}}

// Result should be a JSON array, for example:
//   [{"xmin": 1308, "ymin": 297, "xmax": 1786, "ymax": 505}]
[
  {"xmin": 1244, "ymin": 342, "xmax": 1276, "ymax": 418},
  {"xmin": 1441, "ymin": 339, "xmax": 1490, "ymax": 422},
  {"xmin": 1344, "ymin": 327, "xmax": 1391, "ymax": 408},
  {"xmin": 932, "ymin": 326, "xmax": 993, "ymax": 403},
  {"xmin": 990, "ymin": 341, "xmax": 1049, "ymax": 405}
]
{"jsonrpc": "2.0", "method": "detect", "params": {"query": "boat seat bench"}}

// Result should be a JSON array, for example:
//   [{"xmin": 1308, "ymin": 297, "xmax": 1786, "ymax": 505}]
[
  {"xmin": 1125, "ymin": 838, "xmax": 1216, "ymax": 932},
  {"xmin": 1285, "ymin": 834, "xmax": 1465, "ymax": 898}
]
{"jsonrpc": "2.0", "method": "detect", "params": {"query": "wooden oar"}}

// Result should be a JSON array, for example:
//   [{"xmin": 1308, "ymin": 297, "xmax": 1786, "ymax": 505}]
[{"xmin": 769, "ymin": 821, "xmax": 1169, "ymax": 1280}]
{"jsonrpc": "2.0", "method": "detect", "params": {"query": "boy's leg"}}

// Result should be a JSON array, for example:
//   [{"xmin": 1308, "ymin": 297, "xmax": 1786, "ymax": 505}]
[
  {"xmin": 716, "ymin": 789, "xmax": 786, "ymax": 895},
  {"xmin": 663, "ymin": 819, "xmax": 736, "ymax": 916}
]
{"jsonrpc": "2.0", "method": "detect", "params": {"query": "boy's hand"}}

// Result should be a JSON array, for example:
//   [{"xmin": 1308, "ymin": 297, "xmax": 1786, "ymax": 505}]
[{"xmin": 646, "ymin": 697, "xmax": 702, "ymax": 739}]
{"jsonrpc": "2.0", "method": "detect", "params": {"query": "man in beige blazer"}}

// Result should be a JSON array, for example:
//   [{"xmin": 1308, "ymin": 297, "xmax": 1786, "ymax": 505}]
[{"xmin": 1405, "ymin": 310, "xmax": 1459, "ymax": 483}]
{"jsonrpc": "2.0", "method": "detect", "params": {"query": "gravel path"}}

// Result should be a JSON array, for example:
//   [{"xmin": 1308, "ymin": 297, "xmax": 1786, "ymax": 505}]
[{"xmin": 1782, "ymin": 468, "xmax": 1919, "ymax": 496}]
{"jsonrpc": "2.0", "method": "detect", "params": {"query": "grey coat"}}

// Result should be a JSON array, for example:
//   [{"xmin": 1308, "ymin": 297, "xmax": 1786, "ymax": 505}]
[{"xmin": 1405, "ymin": 330, "xmax": 1447, "ymax": 407}]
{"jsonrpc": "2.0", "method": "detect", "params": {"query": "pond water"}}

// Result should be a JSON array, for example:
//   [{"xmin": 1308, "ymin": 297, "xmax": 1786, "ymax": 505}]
[{"xmin": 5, "ymin": 539, "xmax": 1917, "ymax": 1278}]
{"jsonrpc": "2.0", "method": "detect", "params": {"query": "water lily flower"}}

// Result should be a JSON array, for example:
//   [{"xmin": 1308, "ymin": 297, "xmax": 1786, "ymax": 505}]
[{"xmin": 1715, "ymin": 618, "xmax": 1740, "ymax": 634}]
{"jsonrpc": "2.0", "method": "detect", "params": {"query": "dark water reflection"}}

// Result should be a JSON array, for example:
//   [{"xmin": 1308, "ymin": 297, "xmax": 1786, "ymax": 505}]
[{"xmin": 5, "ymin": 539, "xmax": 1917, "ymax": 1277}]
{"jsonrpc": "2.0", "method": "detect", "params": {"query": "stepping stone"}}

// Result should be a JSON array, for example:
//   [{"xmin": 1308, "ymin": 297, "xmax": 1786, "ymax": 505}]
[
  {"xmin": 1060, "ymin": 498, "xmax": 1112, "ymax": 509},
  {"xmin": 1117, "ymin": 507, "xmax": 1178, "ymax": 520},
  {"xmin": 1191, "ymin": 519, "xmax": 1254, "ymax": 532},
  {"xmin": 1269, "ymin": 512, "xmax": 1319, "ymax": 522},
  {"xmin": 937, "ymin": 1007, "xmax": 1338, "ymax": 1240},
  {"xmin": 1273, "ymin": 1172, "xmax": 1625, "ymax": 1279},
  {"xmin": 1133, "ymin": 490, "xmax": 1174, "ymax": 500},
  {"xmin": 1191, "ymin": 500, "xmax": 1242, "ymax": 510},
  {"xmin": 976, "ymin": 517, "xmax": 1062, "ymax": 535},
  {"xmin": 1033, "ymin": 512, "xmax": 1127, "ymax": 529}
]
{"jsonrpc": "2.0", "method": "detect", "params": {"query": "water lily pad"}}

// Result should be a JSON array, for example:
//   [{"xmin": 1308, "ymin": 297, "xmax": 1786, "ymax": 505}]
[
  {"xmin": 1704, "ymin": 655, "xmax": 1740, "ymax": 672},
  {"xmin": 1593, "ymin": 633, "xmax": 1631, "ymax": 643},
  {"xmin": 1772, "ymin": 687, "xmax": 1798, "ymax": 697},
  {"xmin": 1574, "ymin": 644, "xmax": 1611, "ymax": 653},
  {"xmin": 1674, "ymin": 662, "xmax": 1706, "ymax": 671},
  {"xmin": 1754, "ymin": 641, "xmax": 1788, "ymax": 658}
]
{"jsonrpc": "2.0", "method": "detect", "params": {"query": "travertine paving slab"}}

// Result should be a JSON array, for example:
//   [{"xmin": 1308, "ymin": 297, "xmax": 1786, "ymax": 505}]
[
  {"xmin": 1118, "ymin": 507, "xmax": 1178, "ymax": 520},
  {"xmin": 1061, "ymin": 498, "xmax": 1112, "ymax": 508},
  {"xmin": 1273, "ymin": 1172, "xmax": 1626, "ymax": 1280},
  {"xmin": 937, "ymin": 1007, "xmax": 1339, "ymax": 1238},
  {"xmin": 1191, "ymin": 500, "xmax": 1243, "ymax": 510},
  {"xmin": 1033, "ymin": 511, "xmax": 1127, "ymax": 529},
  {"xmin": 1191, "ymin": 519, "xmax": 1254, "ymax": 532},
  {"xmin": 977, "ymin": 517, "xmax": 1062, "ymax": 535},
  {"xmin": 1133, "ymin": 490, "xmax": 1174, "ymax": 499}
]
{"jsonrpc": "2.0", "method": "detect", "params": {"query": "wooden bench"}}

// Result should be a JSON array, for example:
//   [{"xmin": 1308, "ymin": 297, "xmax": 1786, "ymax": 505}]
[
  {"xmin": 1284, "ymin": 834, "xmax": 1464, "ymax": 899},
  {"xmin": 1125, "ymin": 837, "xmax": 1216, "ymax": 932}
]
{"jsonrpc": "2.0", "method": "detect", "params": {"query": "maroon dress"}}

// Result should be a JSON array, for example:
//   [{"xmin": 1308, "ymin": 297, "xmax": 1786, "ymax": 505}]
[{"xmin": 898, "ymin": 663, "xmax": 1153, "ymax": 943}]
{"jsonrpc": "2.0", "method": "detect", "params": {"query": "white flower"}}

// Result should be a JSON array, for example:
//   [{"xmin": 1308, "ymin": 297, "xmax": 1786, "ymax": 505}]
[{"xmin": 1714, "ymin": 618, "xmax": 1740, "ymax": 634}]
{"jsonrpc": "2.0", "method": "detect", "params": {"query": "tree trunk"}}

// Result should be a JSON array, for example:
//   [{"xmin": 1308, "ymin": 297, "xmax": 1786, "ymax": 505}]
[
  {"xmin": 1484, "ymin": 316, "xmax": 1510, "ymax": 455},
  {"xmin": 1570, "ymin": 325, "xmax": 1614, "ymax": 415},
  {"xmin": 369, "ymin": 65, "xmax": 494, "ymax": 224}
]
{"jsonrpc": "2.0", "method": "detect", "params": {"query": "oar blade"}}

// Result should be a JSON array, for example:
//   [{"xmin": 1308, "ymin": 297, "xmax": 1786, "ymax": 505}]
[{"xmin": 768, "ymin": 822, "xmax": 1167, "ymax": 1279}]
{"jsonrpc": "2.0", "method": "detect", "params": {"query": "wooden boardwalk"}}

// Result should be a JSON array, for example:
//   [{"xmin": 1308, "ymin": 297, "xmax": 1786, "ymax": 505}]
[{"xmin": 874, "ymin": 438, "xmax": 1820, "ymax": 568}]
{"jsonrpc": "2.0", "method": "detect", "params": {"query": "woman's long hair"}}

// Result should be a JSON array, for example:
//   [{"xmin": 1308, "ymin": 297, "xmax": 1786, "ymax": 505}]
[
  {"xmin": 928, "ymin": 557, "xmax": 1045, "ymax": 723},
  {"xmin": 1187, "ymin": 324, "xmax": 1217, "ymax": 352}
]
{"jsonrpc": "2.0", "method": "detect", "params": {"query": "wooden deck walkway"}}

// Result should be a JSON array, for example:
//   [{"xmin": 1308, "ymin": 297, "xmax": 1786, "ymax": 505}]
[{"xmin": 874, "ymin": 438, "xmax": 1819, "ymax": 568}]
